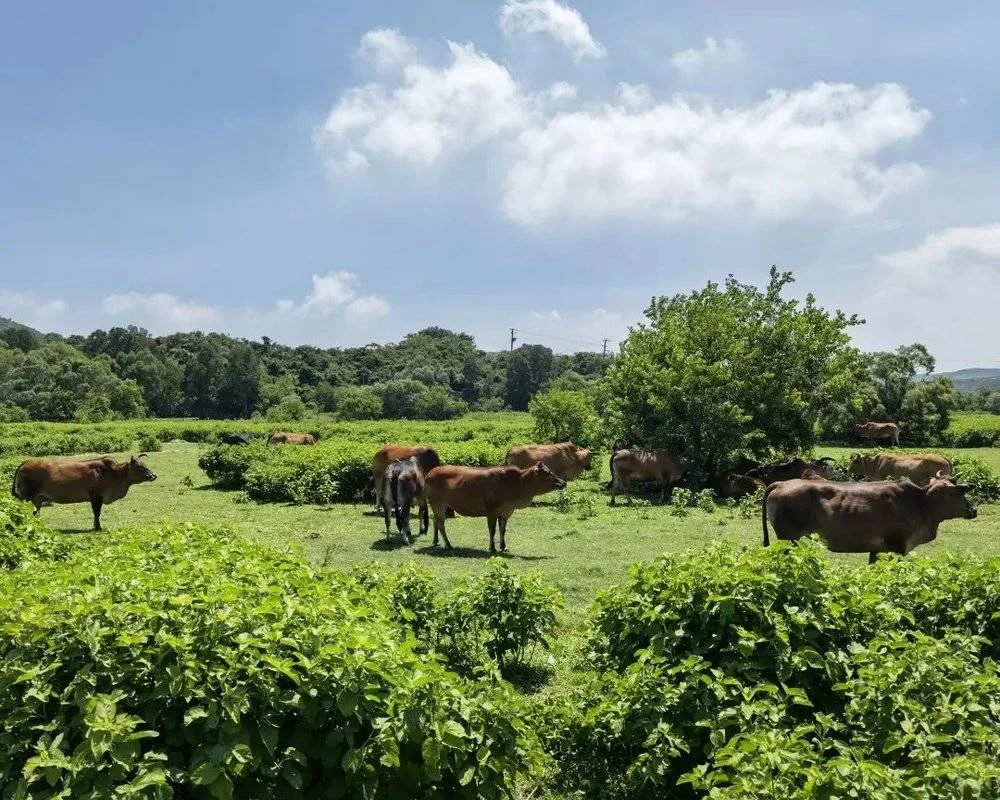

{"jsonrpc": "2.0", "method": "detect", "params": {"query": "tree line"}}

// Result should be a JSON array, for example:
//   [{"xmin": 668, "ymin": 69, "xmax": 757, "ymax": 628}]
[{"xmin": 0, "ymin": 320, "xmax": 611, "ymax": 423}]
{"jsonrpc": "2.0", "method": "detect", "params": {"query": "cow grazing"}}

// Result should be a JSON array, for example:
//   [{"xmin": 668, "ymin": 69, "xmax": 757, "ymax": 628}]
[
  {"xmin": 372, "ymin": 445, "xmax": 442, "ymax": 512},
  {"xmin": 267, "ymin": 432, "xmax": 316, "ymax": 446},
  {"xmin": 380, "ymin": 457, "xmax": 428, "ymax": 544},
  {"xmin": 505, "ymin": 441, "xmax": 592, "ymax": 481},
  {"xmin": 714, "ymin": 472, "xmax": 759, "ymax": 500},
  {"xmin": 856, "ymin": 421, "xmax": 901, "ymax": 447},
  {"xmin": 12, "ymin": 454, "xmax": 157, "ymax": 531},
  {"xmin": 762, "ymin": 472, "xmax": 976, "ymax": 564},
  {"xmin": 424, "ymin": 463, "xmax": 566, "ymax": 553},
  {"xmin": 849, "ymin": 452, "xmax": 952, "ymax": 486},
  {"xmin": 745, "ymin": 457, "xmax": 835, "ymax": 486},
  {"xmin": 220, "ymin": 433, "xmax": 252, "ymax": 445},
  {"xmin": 609, "ymin": 448, "xmax": 686, "ymax": 505}
]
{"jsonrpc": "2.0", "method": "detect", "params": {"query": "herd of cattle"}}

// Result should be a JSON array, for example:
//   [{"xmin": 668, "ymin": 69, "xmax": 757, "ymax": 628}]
[{"xmin": 8, "ymin": 420, "xmax": 978, "ymax": 563}]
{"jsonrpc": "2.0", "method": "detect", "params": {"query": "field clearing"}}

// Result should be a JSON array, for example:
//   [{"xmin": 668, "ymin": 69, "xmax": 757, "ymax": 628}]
[{"xmin": 36, "ymin": 441, "xmax": 1000, "ymax": 613}]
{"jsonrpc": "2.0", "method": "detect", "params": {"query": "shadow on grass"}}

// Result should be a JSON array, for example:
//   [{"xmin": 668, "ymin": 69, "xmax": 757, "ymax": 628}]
[
  {"xmin": 412, "ymin": 545, "xmax": 550, "ymax": 561},
  {"xmin": 54, "ymin": 527, "xmax": 97, "ymax": 535},
  {"xmin": 501, "ymin": 662, "xmax": 555, "ymax": 694}
]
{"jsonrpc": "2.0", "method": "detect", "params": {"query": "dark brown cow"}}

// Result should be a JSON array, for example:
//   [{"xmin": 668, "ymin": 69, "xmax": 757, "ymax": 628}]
[
  {"xmin": 424, "ymin": 463, "xmax": 566, "ymax": 553},
  {"xmin": 745, "ymin": 457, "xmax": 835, "ymax": 485},
  {"xmin": 849, "ymin": 452, "xmax": 951, "ymax": 487},
  {"xmin": 609, "ymin": 448, "xmax": 686, "ymax": 505},
  {"xmin": 763, "ymin": 472, "xmax": 976, "ymax": 564},
  {"xmin": 380, "ymin": 457, "xmax": 428, "ymax": 544},
  {"xmin": 856, "ymin": 421, "xmax": 901, "ymax": 447},
  {"xmin": 371, "ymin": 445, "xmax": 442, "ymax": 511},
  {"xmin": 267, "ymin": 432, "xmax": 316, "ymax": 445},
  {"xmin": 505, "ymin": 441, "xmax": 592, "ymax": 481},
  {"xmin": 12, "ymin": 454, "xmax": 157, "ymax": 531},
  {"xmin": 714, "ymin": 472, "xmax": 759, "ymax": 500}
]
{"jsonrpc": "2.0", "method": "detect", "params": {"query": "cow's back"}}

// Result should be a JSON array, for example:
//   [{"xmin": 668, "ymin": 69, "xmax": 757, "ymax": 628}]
[
  {"xmin": 876, "ymin": 453, "xmax": 950, "ymax": 484},
  {"xmin": 614, "ymin": 449, "xmax": 684, "ymax": 481},
  {"xmin": 506, "ymin": 442, "xmax": 580, "ymax": 477},
  {"xmin": 375, "ymin": 445, "xmax": 440, "ymax": 477}
]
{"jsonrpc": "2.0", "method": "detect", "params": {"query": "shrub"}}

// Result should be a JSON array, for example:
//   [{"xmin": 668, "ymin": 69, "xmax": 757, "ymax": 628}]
[
  {"xmin": 416, "ymin": 385, "xmax": 468, "ymax": 420},
  {"xmin": 333, "ymin": 386, "xmax": 383, "ymax": 420},
  {"xmin": 0, "ymin": 496, "xmax": 74, "ymax": 570},
  {"xmin": 0, "ymin": 527, "xmax": 543, "ymax": 799},
  {"xmin": 265, "ymin": 393, "xmax": 307, "ymax": 422},
  {"xmin": 0, "ymin": 405, "xmax": 28, "ymax": 423},
  {"xmin": 529, "ymin": 388, "xmax": 600, "ymax": 448}
]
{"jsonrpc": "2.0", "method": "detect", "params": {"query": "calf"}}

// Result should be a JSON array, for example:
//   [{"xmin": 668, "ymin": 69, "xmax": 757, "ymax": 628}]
[
  {"xmin": 424, "ymin": 463, "xmax": 565, "ymax": 553},
  {"xmin": 856, "ymin": 421, "xmax": 901, "ymax": 447},
  {"xmin": 763, "ymin": 472, "xmax": 976, "ymax": 564},
  {"xmin": 506, "ymin": 441, "xmax": 592, "ymax": 481},
  {"xmin": 371, "ymin": 445, "xmax": 442, "ymax": 512},
  {"xmin": 267, "ymin": 432, "xmax": 316, "ymax": 445},
  {"xmin": 12, "ymin": 454, "xmax": 157, "ymax": 531},
  {"xmin": 609, "ymin": 448, "xmax": 686, "ymax": 505},
  {"xmin": 380, "ymin": 457, "xmax": 428, "ymax": 544},
  {"xmin": 849, "ymin": 452, "xmax": 951, "ymax": 486}
]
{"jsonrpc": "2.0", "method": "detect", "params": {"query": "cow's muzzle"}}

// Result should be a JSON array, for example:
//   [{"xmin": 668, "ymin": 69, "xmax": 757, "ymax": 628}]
[
  {"xmin": 967, "ymin": 507, "xmax": 978, "ymax": 519},
  {"xmin": 148, "ymin": 474, "xmax": 158, "ymax": 482}
]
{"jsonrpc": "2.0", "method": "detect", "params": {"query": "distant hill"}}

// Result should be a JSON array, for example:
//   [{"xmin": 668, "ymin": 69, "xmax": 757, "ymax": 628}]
[
  {"xmin": 0, "ymin": 316, "xmax": 38, "ymax": 333},
  {"xmin": 920, "ymin": 368, "xmax": 1000, "ymax": 393}
]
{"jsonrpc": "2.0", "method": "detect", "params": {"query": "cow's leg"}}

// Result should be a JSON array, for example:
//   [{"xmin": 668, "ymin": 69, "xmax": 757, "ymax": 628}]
[
  {"xmin": 625, "ymin": 480, "xmax": 632, "ymax": 506},
  {"xmin": 32, "ymin": 498, "xmax": 42, "ymax": 517},
  {"xmin": 419, "ymin": 497, "xmax": 429, "ymax": 536},
  {"xmin": 399, "ymin": 503, "xmax": 412, "ymax": 544},
  {"xmin": 498, "ymin": 516, "xmax": 508, "ymax": 553},
  {"xmin": 90, "ymin": 497, "xmax": 103, "ymax": 532},
  {"xmin": 868, "ymin": 551, "xmax": 879, "ymax": 565},
  {"xmin": 432, "ymin": 507, "xmax": 452, "ymax": 549},
  {"xmin": 488, "ymin": 516, "xmax": 498, "ymax": 554},
  {"xmin": 373, "ymin": 472, "xmax": 382, "ymax": 512},
  {"xmin": 383, "ymin": 499, "xmax": 392, "ymax": 539}
]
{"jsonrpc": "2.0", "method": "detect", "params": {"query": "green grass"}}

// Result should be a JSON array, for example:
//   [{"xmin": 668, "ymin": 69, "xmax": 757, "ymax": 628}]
[
  {"xmin": 949, "ymin": 411, "xmax": 1000, "ymax": 433},
  {"xmin": 36, "ymin": 441, "xmax": 1000, "ymax": 614}
]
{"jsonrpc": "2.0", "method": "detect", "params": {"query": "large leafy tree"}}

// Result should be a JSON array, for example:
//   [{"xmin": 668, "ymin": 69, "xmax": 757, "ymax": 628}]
[
  {"xmin": 506, "ymin": 345, "xmax": 555, "ymax": 411},
  {"xmin": 604, "ymin": 268, "xmax": 866, "ymax": 484}
]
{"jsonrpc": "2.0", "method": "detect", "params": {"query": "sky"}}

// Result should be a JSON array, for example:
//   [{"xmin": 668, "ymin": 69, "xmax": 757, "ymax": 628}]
[{"xmin": 1, "ymin": 1, "xmax": 998, "ymax": 369}]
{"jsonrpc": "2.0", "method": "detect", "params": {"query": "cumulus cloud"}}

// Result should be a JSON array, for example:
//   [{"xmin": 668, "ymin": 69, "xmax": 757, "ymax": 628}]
[
  {"xmin": 498, "ymin": 0, "xmax": 605, "ymax": 60},
  {"xmin": 502, "ymin": 82, "xmax": 930, "ymax": 225},
  {"xmin": 357, "ymin": 28, "xmax": 415, "ymax": 71},
  {"xmin": 101, "ymin": 292, "xmax": 221, "ymax": 330},
  {"xmin": 0, "ymin": 291, "xmax": 66, "ymax": 319},
  {"xmin": 318, "ymin": 41, "xmax": 530, "ymax": 171},
  {"xmin": 877, "ymin": 223, "xmax": 1000, "ymax": 277},
  {"xmin": 280, "ymin": 271, "xmax": 391, "ymax": 321},
  {"xmin": 670, "ymin": 36, "xmax": 745, "ymax": 76}
]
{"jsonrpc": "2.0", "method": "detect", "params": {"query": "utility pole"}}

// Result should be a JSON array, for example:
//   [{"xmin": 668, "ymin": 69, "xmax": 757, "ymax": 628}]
[
  {"xmin": 602, "ymin": 338, "xmax": 609, "ymax": 357},
  {"xmin": 509, "ymin": 328, "xmax": 517, "ymax": 351}
]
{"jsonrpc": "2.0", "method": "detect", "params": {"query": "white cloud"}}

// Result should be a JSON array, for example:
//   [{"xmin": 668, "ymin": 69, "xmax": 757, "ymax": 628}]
[
  {"xmin": 101, "ymin": 292, "xmax": 221, "ymax": 329},
  {"xmin": 0, "ymin": 291, "xmax": 66, "ymax": 320},
  {"xmin": 544, "ymin": 81, "xmax": 578, "ymax": 103},
  {"xmin": 670, "ymin": 36, "xmax": 745, "ymax": 77},
  {"xmin": 502, "ymin": 82, "xmax": 930, "ymax": 225},
  {"xmin": 498, "ymin": 0, "xmax": 605, "ymax": 61},
  {"xmin": 281, "ymin": 271, "xmax": 391, "ymax": 321},
  {"xmin": 318, "ymin": 40, "xmax": 531, "ymax": 168},
  {"xmin": 615, "ymin": 82, "xmax": 653, "ymax": 110},
  {"xmin": 357, "ymin": 28, "xmax": 415, "ymax": 72},
  {"xmin": 854, "ymin": 223, "xmax": 1000, "ymax": 368}
]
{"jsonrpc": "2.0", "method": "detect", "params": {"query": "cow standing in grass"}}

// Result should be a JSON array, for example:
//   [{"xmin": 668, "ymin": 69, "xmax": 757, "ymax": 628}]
[
  {"xmin": 762, "ymin": 471, "xmax": 976, "ymax": 563},
  {"xmin": 424, "ymin": 463, "xmax": 565, "ymax": 553},
  {"xmin": 856, "ymin": 421, "xmax": 901, "ymax": 447},
  {"xmin": 380, "ymin": 457, "xmax": 428, "ymax": 544},
  {"xmin": 267, "ymin": 432, "xmax": 316, "ymax": 445},
  {"xmin": 505, "ymin": 442, "xmax": 593, "ymax": 481},
  {"xmin": 371, "ymin": 445, "xmax": 442, "ymax": 512},
  {"xmin": 849, "ymin": 452, "xmax": 952, "ymax": 486},
  {"xmin": 12, "ymin": 454, "xmax": 157, "ymax": 531},
  {"xmin": 609, "ymin": 448, "xmax": 686, "ymax": 505}
]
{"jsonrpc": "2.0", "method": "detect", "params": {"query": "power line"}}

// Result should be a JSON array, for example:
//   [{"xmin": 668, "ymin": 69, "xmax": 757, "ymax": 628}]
[{"xmin": 515, "ymin": 328, "xmax": 608, "ymax": 349}]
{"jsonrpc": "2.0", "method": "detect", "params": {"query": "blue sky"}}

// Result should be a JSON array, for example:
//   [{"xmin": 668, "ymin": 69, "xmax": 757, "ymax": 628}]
[{"xmin": 2, "ymin": 1, "xmax": 998, "ymax": 369}]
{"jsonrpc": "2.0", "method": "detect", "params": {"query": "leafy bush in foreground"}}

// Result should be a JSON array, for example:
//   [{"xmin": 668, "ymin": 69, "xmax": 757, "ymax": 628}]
[
  {"xmin": 541, "ymin": 542, "xmax": 1000, "ymax": 799},
  {"xmin": 0, "ymin": 527, "xmax": 542, "ymax": 799},
  {"xmin": 0, "ymin": 495, "xmax": 74, "ymax": 570}
]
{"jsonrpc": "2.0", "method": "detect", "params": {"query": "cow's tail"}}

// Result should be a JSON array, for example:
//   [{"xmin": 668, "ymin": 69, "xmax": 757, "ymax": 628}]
[
  {"xmin": 606, "ymin": 452, "xmax": 616, "ymax": 489},
  {"xmin": 10, "ymin": 462, "xmax": 22, "ymax": 499},
  {"xmin": 761, "ymin": 483, "xmax": 777, "ymax": 547}
]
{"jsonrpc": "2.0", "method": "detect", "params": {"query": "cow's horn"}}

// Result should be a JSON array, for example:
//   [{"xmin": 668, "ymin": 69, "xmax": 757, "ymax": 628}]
[{"xmin": 137, "ymin": 452, "xmax": 148, "ymax": 459}]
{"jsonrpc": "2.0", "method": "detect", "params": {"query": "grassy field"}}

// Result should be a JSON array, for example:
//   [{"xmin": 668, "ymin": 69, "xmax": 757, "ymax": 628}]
[{"xmin": 36, "ymin": 441, "xmax": 1000, "ymax": 613}]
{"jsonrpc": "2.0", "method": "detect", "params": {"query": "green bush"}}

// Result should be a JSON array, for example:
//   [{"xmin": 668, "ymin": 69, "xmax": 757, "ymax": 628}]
[
  {"xmin": 942, "ymin": 412, "xmax": 1000, "ymax": 447},
  {"xmin": 265, "ymin": 393, "xmax": 307, "ymax": 422},
  {"xmin": 333, "ymin": 386, "xmax": 383, "ymax": 420},
  {"xmin": 0, "ymin": 526, "xmax": 543, "ymax": 799},
  {"xmin": 416, "ymin": 385, "xmax": 468, "ymax": 420},
  {"xmin": 0, "ymin": 496, "xmax": 74, "ymax": 570},
  {"xmin": 529, "ymin": 388, "xmax": 600, "ymax": 448}
]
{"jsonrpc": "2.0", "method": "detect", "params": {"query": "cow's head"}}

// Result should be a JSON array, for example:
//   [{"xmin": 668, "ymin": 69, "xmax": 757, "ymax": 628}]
[
  {"xmin": 926, "ymin": 473, "xmax": 977, "ymax": 521},
  {"xmin": 810, "ymin": 456, "xmax": 836, "ymax": 478},
  {"xmin": 128, "ymin": 454, "xmax": 157, "ymax": 484},
  {"xmin": 611, "ymin": 438, "xmax": 630, "ymax": 453},
  {"xmin": 849, "ymin": 454, "xmax": 876, "ymax": 479},
  {"xmin": 575, "ymin": 447, "xmax": 593, "ymax": 468},
  {"xmin": 532, "ymin": 461, "xmax": 566, "ymax": 493}
]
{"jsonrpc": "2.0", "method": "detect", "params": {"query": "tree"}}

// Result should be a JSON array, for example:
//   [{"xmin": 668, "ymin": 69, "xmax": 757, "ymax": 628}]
[
  {"xmin": 333, "ymin": 386, "xmax": 383, "ymax": 420},
  {"xmin": 505, "ymin": 345, "xmax": 554, "ymax": 411},
  {"xmin": 380, "ymin": 379, "xmax": 429, "ymax": 419},
  {"xmin": 265, "ymin": 394, "xmax": 307, "ymax": 422},
  {"xmin": 416, "ymin": 385, "xmax": 468, "ymax": 420},
  {"xmin": 604, "ymin": 268, "xmax": 865, "ymax": 484},
  {"xmin": 900, "ymin": 379, "xmax": 957, "ymax": 445},
  {"xmin": 529, "ymin": 389, "xmax": 600, "ymax": 447}
]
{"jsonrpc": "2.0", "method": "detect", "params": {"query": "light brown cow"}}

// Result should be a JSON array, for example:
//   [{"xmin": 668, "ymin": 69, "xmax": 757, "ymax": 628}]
[
  {"xmin": 505, "ymin": 441, "xmax": 593, "ymax": 481},
  {"xmin": 849, "ymin": 452, "xmax": 952, "ymax": 486},
  {"xmin": 763, "ymin": 472, "xmax": 976, "ymax": 564},
  {"xmin": 856, "ymin": 421, "xmax": 901, "ymax": 447},
  {"xmin": 267, "ymin": 432, "xmax": 316, "ymax": 446},
  {"xmin": 609, "ymin": 448, "xmax": 686, "ymax": 505},
  {"xmin": 12, "ymin": 455, "xmax": 157, "ymax": 531},
  {"xmin": 424, "ymin": 463, "xmax": 566, "ymax": 553},
  {"xmin": 371, "ymin": 445, "xmax": 442, "ymax": 511}
]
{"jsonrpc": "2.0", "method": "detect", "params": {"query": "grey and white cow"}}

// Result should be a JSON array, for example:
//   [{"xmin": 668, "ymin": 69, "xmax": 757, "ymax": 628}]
[{"xmin": 380, "ymin": 457, "xmax": 429, "ymax": 544}]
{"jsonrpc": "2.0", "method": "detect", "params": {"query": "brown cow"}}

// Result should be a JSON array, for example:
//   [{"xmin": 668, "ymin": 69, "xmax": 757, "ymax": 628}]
[
  {"xmin": 745, "ymin": 457, "xmax": 836, "ymax": 485},
  {"xmin": 424, "ymin": 463, "xmax": 566, "ymax": 553},
  {"xmin": 609, "ymin": 448, "xmax": 686, "ymax": 505},
  {"xmin": 380, "ymin": 457, "xmax": 428, "ymax": 544},
  {"xmin": 12, "ymin": 454, "xmax": 157, "ymax": 531},
  {"xmin": 763, "ymin": 472, "xmax": 976, "ymax": 564},
  {"xmin": 849, "ymin": 452, "xmax": 952, "ymax": 486},
  {"xmin": 856, "ymin": 421, "xmax": 901, "ymax": 447},
  {"xmin": 505, "ymin": 441, "xmax": 592, "ymax": 481},
  {"xmin": 714, "ymin": 472, "xmax": 759, "ymax": 500},
  {"xmin": 267, "ymin": 432, "xmax": 316, "ymax": 445},
  {"xmin": 371, "ymin": 445, "xmax": 442, "ymax": 512}
]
